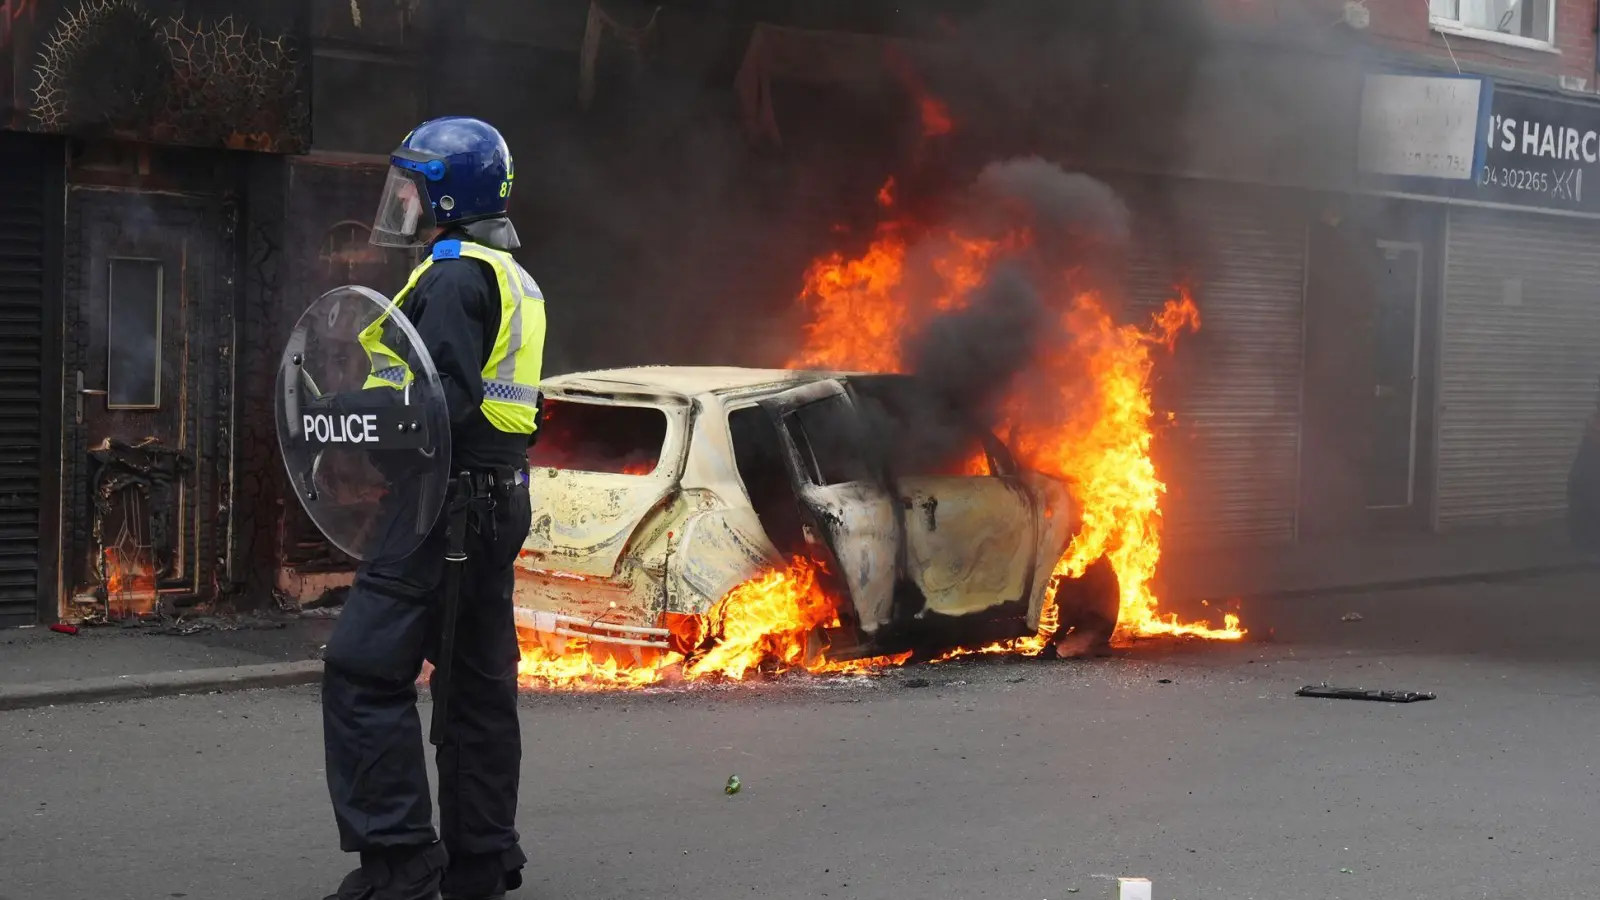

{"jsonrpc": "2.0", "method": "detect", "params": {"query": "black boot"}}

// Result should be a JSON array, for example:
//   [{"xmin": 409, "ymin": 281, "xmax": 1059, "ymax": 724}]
[
  {"xmin": 440, "ymin": 850, "xmax": 523, "ymax": 900},
  {"xmin": 323, "ymin": 843, "xmax": 449, "ymax": 900},
  {"xmin": 440, "ymin": 874, "xmax": 506, "ymax": 900}
]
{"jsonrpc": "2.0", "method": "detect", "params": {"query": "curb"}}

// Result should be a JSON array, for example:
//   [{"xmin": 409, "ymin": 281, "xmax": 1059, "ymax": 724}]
[{"xmin": 0, "ymin": 659, "xmax": 324, "ymax": 712}]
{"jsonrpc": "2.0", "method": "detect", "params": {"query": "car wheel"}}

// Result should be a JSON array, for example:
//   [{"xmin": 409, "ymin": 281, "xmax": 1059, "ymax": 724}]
[{"xmin": 1051, "ymin": 556, "xmax": 1119, "ymax": 656}]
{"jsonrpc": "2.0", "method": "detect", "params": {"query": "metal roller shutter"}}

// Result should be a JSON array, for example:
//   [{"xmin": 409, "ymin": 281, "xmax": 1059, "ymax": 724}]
[
  {"xmin": 0, "ymin": 136, "xmax": 54, "ymax": 625},
  {"xmin": 1437, "ymin": 207, "xmax": 1600, "ymax": 528},
  {"xmin": 1126, "ymin": 181, "xmax": 1306, "ymax": 547}
]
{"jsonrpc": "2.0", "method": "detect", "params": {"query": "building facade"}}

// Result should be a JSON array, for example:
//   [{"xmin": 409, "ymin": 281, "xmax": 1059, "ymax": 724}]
[
  {"xmin": 3, "ymin": 0, "xmax": 1598, "ymax": 625},
  {"xmin": 1176, "ymin": 0, "xmax": 1600, "ymax": 546}
]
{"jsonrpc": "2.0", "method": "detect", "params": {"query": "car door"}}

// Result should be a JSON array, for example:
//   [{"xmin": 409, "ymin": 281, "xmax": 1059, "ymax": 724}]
[
  {"xmin": 757, "ymin": 380, "xmax": 901, "ymax": 635},
  {"xmin": 894, "ymin": 431, "xmax": 1038, "ymax": 619},
  {"xmin": 844, "ymin": 376, "xmax": 1039, "ymax": 620}
]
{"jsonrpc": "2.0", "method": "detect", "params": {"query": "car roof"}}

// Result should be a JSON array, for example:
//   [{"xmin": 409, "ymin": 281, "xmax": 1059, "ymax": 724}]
[{"xmin": 543, "ymin": 366, "xmax": 863, "ymax": 399}]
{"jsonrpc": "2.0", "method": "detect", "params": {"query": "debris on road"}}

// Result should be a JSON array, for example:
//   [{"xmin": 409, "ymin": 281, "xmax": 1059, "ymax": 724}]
[
  {"xmin": 1118, "ymin": 876, "xmax": 1152, "ymax": 900},
  {"xmin": 725, "ymin": 775, "xmax": 741, "ymax": 795},
  {"xmin": 904, "ymin": 678, "xmax": 931, "ymax": 689},
  {"xmin": 1297, "ymin": 684, "xmax": 1436, "ymax": 703},
  {"xmin": 1341, "ymin": 612, "xmax": 1364, "ymax": 622},
  {"xmin": 48, "ymin": 624, "xmax": 79, "ymax": 635}
]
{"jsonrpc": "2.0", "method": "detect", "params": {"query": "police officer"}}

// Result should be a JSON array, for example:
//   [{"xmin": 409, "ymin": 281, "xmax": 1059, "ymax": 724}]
[{"xmin": 321, "ymin": 117, "xmax": 545, "ymax": 900}]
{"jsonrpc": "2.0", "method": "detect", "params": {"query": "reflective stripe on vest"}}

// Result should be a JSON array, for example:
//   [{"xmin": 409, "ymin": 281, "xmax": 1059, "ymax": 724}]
[{"xmin": 385, "ymin": 239, "xmax": 547, "ymax": 435}]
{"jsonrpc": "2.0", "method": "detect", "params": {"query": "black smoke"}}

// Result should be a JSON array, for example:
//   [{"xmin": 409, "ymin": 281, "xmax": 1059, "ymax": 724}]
[
  {"xmin": 840, "ymin": 156, "xmax": 1133, "ymax": 476},
  {"xmin": 393, "ymin": 0, "xmax": 1368, "ymax": 378}
]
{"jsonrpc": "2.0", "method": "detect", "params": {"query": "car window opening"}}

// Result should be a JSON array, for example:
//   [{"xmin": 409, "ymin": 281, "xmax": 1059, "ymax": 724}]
[
  {"xmin": 851, "ymin": 388, "xmax": 998, "ymax": 478},
  {"xmin": 729, "ymin": 407, "xmax": 807, "ymax": 555},
  {"xmin": 787, "ymin": 395, "xmax": 872, "ymax": 486},
  {"xmin": 527, "ymin": 398, "xmax": 667, "ymax": 475}
]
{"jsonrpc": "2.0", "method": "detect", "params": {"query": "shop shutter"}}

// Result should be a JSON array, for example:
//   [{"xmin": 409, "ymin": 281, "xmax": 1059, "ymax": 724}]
[
  {"xmin": 0, "ymin": 136, "xmax": 56, "ymax": 625},
  {"xmin": 1436, "ymin": 207, "xmax": 1600, "ymax": 528},
  {"xmin": 1125, "ymin": 180, "xmax": 1307, "ymax": 548}
]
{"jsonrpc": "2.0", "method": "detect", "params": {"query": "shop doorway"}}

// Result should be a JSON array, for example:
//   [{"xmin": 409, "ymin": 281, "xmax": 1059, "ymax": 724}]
[
  {"xmin": 1368, "ymin": 240, "xmax": 1424, "ymax": 511},
  {"xmin": 61, "ymin": 189, "xmax": 227, "ymax": 619},
  {"xmin": 1300, "ymin": 197, "xmax": 1441, "ymax": 538}
]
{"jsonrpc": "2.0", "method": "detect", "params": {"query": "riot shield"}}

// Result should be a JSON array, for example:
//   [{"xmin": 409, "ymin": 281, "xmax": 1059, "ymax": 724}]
[{"xmin": 274, "ymin": 286, "xmax": 453, "ymax": 564}]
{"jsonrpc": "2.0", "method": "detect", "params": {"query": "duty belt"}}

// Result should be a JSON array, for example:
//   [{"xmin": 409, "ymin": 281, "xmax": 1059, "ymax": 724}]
[{"xmin": 453, "ymin": 467, "xmax": 529, "ymax": 496}]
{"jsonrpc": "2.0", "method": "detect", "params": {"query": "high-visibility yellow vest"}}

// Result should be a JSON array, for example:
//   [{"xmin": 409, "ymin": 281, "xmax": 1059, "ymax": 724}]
[{"xmin": 356, "ymin": 239, "xmax": 546, "ymax": 434}]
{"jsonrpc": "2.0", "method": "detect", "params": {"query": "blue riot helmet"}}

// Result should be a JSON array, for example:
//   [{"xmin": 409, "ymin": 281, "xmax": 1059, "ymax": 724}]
[{"xmin": 370, "ymin": 116, "xmax": 516, "ymax": 248}]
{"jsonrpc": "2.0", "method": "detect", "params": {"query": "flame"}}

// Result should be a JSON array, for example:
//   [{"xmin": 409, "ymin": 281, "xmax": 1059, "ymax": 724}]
[
  {"xmin": 99, "ymin": 551, "xmax": 160, "ymax": 618},
  {"xmin": 1012, "ymin": 289, "xmax": 1241, "ymax": 642},
  {"xmin": 513, "ymin": 171, "xmax": 1245, "ymax": 693},
  {"xmin": 102, "ymin": 552, "xmax": 157, "ymax": 595},
  {"xmin": 685, "ymin": 562, "xmax": 829, "ymax": 680},
  {"xmin": 877, "ymin": 177, "xmax": 896, "ymax": 208},
  {"xmin": 787, "ymin": 193, "xmax": 1244, "ymax": 646},
  {"xmin": 883, "ymin": 45, "xmax": 954, "ymax": 138},
  {"xmin": 516, "ymin": 558, "xmax": 909, "ymax": 691}
]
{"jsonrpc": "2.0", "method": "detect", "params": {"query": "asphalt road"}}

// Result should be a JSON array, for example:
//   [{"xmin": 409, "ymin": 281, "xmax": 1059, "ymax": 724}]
[{"xmin": 4, "ymin": 572, "xmax": 1600, "ymax": 900}]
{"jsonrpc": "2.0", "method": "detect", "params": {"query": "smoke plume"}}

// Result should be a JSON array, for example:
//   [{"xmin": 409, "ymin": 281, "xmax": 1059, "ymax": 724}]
[{"xmin": 842, "ymin": 157, "xmax": 1133, "ymax": 474}]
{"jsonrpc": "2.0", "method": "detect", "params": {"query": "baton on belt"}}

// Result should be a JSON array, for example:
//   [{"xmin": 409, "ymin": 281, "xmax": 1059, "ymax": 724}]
[{"xmin": 429, "ymin": 473, "xmax": 473, "ymax": 747}]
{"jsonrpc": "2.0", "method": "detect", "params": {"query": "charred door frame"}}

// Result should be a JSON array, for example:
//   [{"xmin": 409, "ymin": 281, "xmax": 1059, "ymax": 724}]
[
  {"xmin": 755, "ymin": 379, "xmax": 904, "ymax": 638},
  {"xmin": 34, "ymin": 139, "xmax": 67, "ymax": 625},
  {"xmin": 1299, "ymin": 196, "xmax": 1443, "ymax": 538},
  {"xmin": 1369, "ymin": 239, "xmax": 1426, "ymax": 512},
  {"xmin": 57, "ymin": 186, "xmax": 236, "ymax": 616}
]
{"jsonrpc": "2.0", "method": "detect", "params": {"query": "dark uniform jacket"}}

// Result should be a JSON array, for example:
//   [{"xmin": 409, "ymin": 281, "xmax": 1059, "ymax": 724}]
[{"xmin": 407, "ymin": 218, "xmax": 531, "ymax": 471}]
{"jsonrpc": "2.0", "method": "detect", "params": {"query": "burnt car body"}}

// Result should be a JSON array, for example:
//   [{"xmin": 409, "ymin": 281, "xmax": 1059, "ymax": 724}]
[{"xmin": 516, "ymin": 367, "xmax": 1117, "ymax": 660}]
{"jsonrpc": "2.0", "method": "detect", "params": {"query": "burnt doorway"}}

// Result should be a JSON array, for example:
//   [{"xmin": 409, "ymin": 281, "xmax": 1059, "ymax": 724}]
[
  {"xmin": 1300, "ymin": 197, "xmax": 1441, "ymax": 538},
  {"xmin": 62, "ymin": 190, "xmax": 226, "ymax": 620}
]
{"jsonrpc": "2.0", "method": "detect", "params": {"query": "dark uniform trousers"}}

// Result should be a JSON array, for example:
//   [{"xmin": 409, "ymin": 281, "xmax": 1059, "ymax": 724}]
[{"xmin": 322, "ymin": 471, "xmax": 532, "ymax": 893}]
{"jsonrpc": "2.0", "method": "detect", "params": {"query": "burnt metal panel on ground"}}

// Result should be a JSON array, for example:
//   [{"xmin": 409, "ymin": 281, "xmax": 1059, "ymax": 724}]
[
  {"xmin": 0, "ymin": 134, "xmax": 61, "ymax": 626},
  {"xmin": 1437, "ymin": 208, "xmax": 1600, "ymax": 529},
  {"xmin": 1124, "ymin": 179, "xmax": 1307, "ymax": 548}
]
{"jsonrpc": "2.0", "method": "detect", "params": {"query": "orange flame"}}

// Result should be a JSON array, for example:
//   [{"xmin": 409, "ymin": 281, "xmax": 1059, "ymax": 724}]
[
  {"xmin": 512, "ymin": 172, "xmax": 1243, "ymax": 693},
  {"xmin": 515, "ymin": 559, "xmax": 910, "ymax": 691},
  {"xmin": 883, "ymin": 45, "xmax": 954, "ymax": 138},
  {"xmin": 787, "ymin": 193, "xmax": 1243, "ymax": 646},
  {"xmin": 877, "ymin": 177, "xmax": 896, "ymax": 209},
  {"xmin": 100, "ymin": 551, "xmax": 160, "ymax": 618}
]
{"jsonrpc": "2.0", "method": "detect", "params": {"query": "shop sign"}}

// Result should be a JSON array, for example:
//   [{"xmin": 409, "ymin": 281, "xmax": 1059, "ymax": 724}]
[{"xmin": 1451, "ymin": 88, "xmax": 1600, "ymax": 213}]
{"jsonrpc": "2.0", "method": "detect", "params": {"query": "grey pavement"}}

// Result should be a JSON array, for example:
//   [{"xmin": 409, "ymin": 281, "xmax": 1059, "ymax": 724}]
[
  {"xmin": 0, "ymin": 614, "xmax": 334, "ymax": 687},
  {"xmin": 1159, "ymin": 521, "xmax": 1594, "ymax": 602},
  {"xmin": 3, "ymin": 571, "xmax": 1599, "ymax": 900}
]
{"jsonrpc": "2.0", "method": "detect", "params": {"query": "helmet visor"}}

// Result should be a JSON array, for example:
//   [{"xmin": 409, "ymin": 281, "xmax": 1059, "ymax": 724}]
[{"xmin": 370, "ymin": 167, "xmax": 435, "ymax": 248}]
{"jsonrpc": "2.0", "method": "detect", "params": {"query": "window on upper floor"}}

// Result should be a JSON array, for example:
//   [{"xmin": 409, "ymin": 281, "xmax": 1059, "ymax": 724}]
[{"xmin": 1429, "ymin": 0, "xmax": 1554, "ymax": 47}]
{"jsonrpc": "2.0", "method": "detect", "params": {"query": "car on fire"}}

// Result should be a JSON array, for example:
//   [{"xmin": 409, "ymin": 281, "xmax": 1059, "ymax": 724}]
[{"xmin": 514, "ymin": 367, "xmax": 1119, "ymax": 663}]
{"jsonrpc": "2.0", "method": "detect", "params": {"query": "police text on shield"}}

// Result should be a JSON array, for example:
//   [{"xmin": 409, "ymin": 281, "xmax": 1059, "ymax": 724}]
[{"xmin": 304, "ymin": 413, "xmax": 381, "ymax": 444}]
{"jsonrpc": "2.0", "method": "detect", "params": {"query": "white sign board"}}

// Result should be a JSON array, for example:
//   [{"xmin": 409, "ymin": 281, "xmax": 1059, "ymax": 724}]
[{"xmin": 1358, "ymin": 74, "xmax": 1487, "ymax": 180}]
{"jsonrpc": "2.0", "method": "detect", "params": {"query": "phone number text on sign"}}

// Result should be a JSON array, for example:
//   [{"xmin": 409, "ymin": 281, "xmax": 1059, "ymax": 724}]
[{"xmin": 1477, "ymin": 165, "xmax": 1584, "ymax": 202}]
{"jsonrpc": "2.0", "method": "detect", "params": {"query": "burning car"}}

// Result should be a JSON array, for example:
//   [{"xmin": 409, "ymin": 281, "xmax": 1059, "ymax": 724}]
[{"xmin": 514, "ymin": 365, "xmax": 1119, "ymax": 670}]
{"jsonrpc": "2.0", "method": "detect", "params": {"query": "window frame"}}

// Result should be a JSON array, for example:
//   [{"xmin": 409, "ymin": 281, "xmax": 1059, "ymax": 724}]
[
  {"xmin": 1428, "ymin": 0, "xmax": 1558, "ymax": 51},
  {"xmin": 781, "ymin": 394, "xmax": 873, "ymax": 488},
  {"xmin": 105, "ymin": 256, "xmax": 165, "ymax": 411}
]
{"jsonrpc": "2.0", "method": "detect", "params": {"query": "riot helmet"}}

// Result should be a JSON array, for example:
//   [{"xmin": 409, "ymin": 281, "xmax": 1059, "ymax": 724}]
[{"xmin": 371, "ymin": 116, "xmax": 515, "ymax": 248}]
